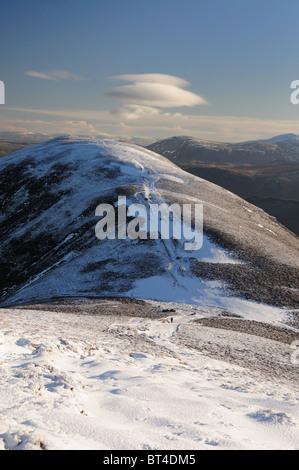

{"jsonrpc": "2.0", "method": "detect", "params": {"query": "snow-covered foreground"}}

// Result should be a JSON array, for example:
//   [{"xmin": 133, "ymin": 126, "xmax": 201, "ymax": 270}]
[{"xmin": 0, "ymin": 301, "xmax": 298, "ymax": 450}]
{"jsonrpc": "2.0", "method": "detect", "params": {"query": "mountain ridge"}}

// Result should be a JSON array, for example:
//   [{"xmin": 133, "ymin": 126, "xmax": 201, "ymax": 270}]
[
  {"xmin": 147, "ymin": 134, "xmax": 299, "ymax": 164},
  {"xmin": 0, "ymin": 136, "xmax": 298, "ymax": 308}
]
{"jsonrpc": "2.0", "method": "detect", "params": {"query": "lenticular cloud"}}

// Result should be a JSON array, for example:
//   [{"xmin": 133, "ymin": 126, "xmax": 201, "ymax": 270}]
[{"xmin": 107, "ymin": 73, "xmax": 207, "ymax": 110}]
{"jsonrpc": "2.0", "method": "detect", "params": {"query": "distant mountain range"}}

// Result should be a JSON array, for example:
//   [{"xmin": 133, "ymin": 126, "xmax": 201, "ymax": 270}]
[
  {"xmin": 147, "ymin": 135, "xmax": 299, "ymax": 235},
  {"xmin": 0, "ymin": 131, "xmax": 49, "ymax": 143},
  {"xmin": 147, "ymin": 134, "xmax": 299, "ymax": 165},
  {"xmin": 0, "ymin": 131, "xmax": 151, "ymax": 146}
]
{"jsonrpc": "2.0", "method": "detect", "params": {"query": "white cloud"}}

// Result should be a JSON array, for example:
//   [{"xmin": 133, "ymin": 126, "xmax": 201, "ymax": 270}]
[
  {"xmin": 111, "ymin": 74, "xmax": 190, "ymax": 88},
  {"xmin": 109, "ymin": 104, "xmax": 190, "ymax": 123},
  {"xmin": 107, "ymin": 82, "xmax": 206, "ymax": 107},
  {"xmin": 25, "ymin": 69, "xmax": 88, "ymax": 81},
  {"xmin": 107, "ymin": 73, "xmax": 207, "ymax": 121},
  {"xmin": 110, "ymin": 104, "xmax": 164, "ymax": 121}
]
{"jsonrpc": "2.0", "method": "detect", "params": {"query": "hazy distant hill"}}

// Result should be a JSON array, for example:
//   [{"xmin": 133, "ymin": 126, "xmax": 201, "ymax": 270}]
[{"xmin": 0, "ymin": 132, "xmax": 50, "ymax": 158}]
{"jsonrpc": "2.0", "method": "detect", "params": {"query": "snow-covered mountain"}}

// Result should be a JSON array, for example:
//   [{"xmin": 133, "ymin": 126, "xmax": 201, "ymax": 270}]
[
  {"xmin": 0, "ymin": 136, "xmax": 298, "ymax": 308},
  {"xmin": 1, "ymin": 136, "xmax": 298, "ymax": 451},
  {"xmin": 147, "ymin": 135, "xmax": 299, "ymax": 164}
]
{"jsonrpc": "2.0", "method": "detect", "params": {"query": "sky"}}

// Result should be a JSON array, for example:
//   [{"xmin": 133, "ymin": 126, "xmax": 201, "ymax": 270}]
[{"xmin": 1, "ymin": 0, "xmax": 299, "ymax": 143}]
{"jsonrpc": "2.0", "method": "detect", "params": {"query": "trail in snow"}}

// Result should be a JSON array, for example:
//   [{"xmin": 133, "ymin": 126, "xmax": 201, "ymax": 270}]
[{"xmin": 0, "ymin": 302, "xmax": 298, "ymax": 450}]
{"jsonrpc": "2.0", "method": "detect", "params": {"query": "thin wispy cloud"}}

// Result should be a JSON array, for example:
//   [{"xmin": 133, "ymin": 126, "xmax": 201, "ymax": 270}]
[
  {"xmin": 107, "ymin": 73, "xmax": 207, "ymax": 121},
  {"xmin": 110, "ymin": 104, "xmax": 188, "ymax": 122},
  {"xmin": 25, "ymin": 69, "xmax": 88, "ymax": 82},
  {"xmin": 112, "ymin": 74, "xmax": 190, "ymax": 88},
  {"xmin": 110, "ymin": 104, "xmax": 164, "ymax": 121},
  {"xmin": 4, "ymin": 105, "xmax": 299, "ymax": 144}
]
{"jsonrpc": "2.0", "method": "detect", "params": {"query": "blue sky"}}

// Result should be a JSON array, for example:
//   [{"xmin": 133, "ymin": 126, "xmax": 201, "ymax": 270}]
[{"xmin": 1, "ymin": 0, "xmax": 299, "ymax": 142}]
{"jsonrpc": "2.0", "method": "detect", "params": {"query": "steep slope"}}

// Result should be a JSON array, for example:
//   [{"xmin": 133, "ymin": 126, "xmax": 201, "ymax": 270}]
[
  {"xmin": 0, "ymin": 136, "xmax": 298, "ymax": 309},
  {"xmin": 177, "ymin": 162, "xmax": 299, "ymax": 236},
  {"xmin": 147, "ymin": 136, "xmax": 299, "ymax": 236}
]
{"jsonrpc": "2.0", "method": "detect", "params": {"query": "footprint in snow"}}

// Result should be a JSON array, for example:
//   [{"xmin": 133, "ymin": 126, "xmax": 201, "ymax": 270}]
[
  {"xmin": 205, "ymin": 438, "xmax": 219, "ymax": 447},
  {"xmin": 15, "ymin": 338, "xmax": 32, "ymax": 347},
  {"xmin": 97, "ymin": 370, "xmax": 120, "ymax": 380},
  {"xmin": 129, "ymin": 352, "xmax": 147, "ymax": 359},
  {"xmin": 110, "ymin": 387, "xmax": 127, "ymax": 395}
]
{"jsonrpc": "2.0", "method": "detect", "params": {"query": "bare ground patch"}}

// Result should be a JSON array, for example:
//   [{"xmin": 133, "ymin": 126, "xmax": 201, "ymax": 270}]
[
  {"xmin": 194, "ymin": 317, "xmax": 299, "ymax": 344},
  {"xmin": 191, "ymin": 259, "xmax": 299, "ymax": 308},
  {"xmin": 11, "ymin": 297, "xmax": 167, "ymax": 319},
  {"xmin": 175, "ymin": 322, "xmax": 299, "ymax": 385}
]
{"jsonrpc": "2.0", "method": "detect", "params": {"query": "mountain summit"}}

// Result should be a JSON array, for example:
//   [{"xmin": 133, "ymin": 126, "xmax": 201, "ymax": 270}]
[
  {"xmin": 0, "ymin": 136, "xmax": 298, "ymax": 308},
  {"xmin": 262, "ymin": 133, "xmax": 299, "ymax": 143}
]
